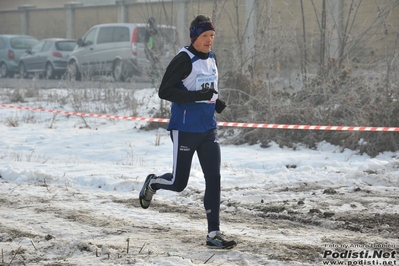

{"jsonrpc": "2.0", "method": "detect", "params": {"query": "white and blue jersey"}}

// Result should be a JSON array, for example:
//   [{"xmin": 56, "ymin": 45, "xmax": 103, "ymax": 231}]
[{"xmin": 167, "ymin": 47, "xmax": 218, "ymax": 133}]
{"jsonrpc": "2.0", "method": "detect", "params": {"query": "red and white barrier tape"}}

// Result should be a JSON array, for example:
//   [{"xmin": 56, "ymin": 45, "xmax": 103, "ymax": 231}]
[
  {"xmin": 2, "ymin": 104, "xmax": 399, "ymax": 132},
  {"xmin": 216, "ymin": 122, "xmax": 399, "ymax": 132}
]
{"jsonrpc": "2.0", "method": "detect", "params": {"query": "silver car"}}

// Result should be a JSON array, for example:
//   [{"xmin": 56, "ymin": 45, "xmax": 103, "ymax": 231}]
[
  {"xmin": 67, "ymin": 23, "xmax": 178, "ymax": 82},
  {"xmin": 0, "ymin": 35, "xmax": 38, "ymax": 78},
  {"xmin": 19, "ymin": 38, "xmax": 76, "ymax": 79}
]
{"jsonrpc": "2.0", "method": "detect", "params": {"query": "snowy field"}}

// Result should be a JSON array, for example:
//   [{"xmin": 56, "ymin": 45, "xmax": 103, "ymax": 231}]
[{"xmin": 0, "ymin": 87, "xmax": 398, "ymax": 265}]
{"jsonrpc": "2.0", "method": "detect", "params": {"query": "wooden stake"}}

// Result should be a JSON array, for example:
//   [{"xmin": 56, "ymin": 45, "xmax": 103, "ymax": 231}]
[
  {"xmin": 139, "ymin": 243, "xmax": 146, "ymax": 254},
  {"xmin": 30, "ymin": 240, "xmax": 38, "ymax": 251},
  {"xmin": 204, "ymin": 253, "xmax": 215, "ymax": 264},
  {"xmin": 126, "ymin": 238, "xmax": 130, "ymax": 253},
  {"xmin": 8, "ymin": 246, "xmax": 21, "ymax": 266}
]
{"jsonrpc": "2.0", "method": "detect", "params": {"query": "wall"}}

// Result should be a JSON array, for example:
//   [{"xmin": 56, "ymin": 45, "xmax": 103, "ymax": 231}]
[
  {"xmin": 0, "ymin": 9, "xmax": 19, "ymax": 34},
  {"xmin": 74, "ymin": 6, "xmax": 118, "ymax": 38},
  {"xmin": 0, "ymin": 0, "xmax": 113, "ymax": 10},
  {"xmin": 29, "ymin": 8, "xmax": 67, "ymax": 38}
]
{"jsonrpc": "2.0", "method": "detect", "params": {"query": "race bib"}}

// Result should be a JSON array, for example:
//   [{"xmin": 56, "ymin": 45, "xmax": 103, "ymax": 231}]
[{"xmin": 196, "ymin": 75, "xmax": 218, "ymax": 102}]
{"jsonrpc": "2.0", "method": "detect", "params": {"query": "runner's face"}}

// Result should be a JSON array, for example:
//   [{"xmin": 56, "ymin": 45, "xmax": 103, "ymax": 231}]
[{"xmin": 193, "ymin": 30, "xmax": 215, "ymax": 53}]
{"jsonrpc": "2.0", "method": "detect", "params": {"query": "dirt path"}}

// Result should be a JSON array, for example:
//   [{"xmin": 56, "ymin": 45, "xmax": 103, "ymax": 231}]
[{"xmin": 0, "ymin": 179, "xmax": 398, "ymax": 265}]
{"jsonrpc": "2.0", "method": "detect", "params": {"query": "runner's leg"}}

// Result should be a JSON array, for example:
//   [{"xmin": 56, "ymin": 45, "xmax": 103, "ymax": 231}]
[
  {"xmin": 196, "ymin": 129, "xmax": 221, "ymax": 233},
  {"xmin": 151, "ymin": 130, "xmax": 198, "ymax": 192}
]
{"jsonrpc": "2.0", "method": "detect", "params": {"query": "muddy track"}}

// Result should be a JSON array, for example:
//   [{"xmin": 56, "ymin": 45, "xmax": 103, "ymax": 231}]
[
  {"xmin": 125, "ymin": 184, "xmax": 399, "ymax": 263},
  {"xmin": 0, "ymin": 181, "xmax": 398, "ymax": 265}
]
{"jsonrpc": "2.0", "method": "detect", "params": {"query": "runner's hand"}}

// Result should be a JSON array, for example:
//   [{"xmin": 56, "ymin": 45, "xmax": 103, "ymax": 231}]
[
  {"xmin": 215, "ymin": 99, "xmax": 226, "ymax": 113},
  {"xmin": 191, "ymin": 88, "xmax": 218, "ymax": 101}
]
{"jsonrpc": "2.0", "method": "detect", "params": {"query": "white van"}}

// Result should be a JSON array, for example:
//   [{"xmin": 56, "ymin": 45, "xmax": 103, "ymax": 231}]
[{"xmin": 67, "ymin": 23, "xmax": 179, "ymax": 81}]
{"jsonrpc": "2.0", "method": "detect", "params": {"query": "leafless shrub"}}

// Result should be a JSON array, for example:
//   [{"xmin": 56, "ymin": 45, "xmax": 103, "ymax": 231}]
[
  {"xmin": 65, "ymin": 86, "xmax": 138, "ymax": 118},
  {"xmin": 7, "ymin": 118, "xmax": 18, "ymax": 127},
  {"xmin": 218, "ymin": 0, "xmax": 399, "ymax": 157},
  {"xmin": 9, "ymin": 89, "xmax": 25, "ymax": 103}
]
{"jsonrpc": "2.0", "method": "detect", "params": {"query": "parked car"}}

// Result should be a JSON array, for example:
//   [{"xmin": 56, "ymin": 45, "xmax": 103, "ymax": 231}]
[
  {"xmin": 0, "ymin": 34, "xmax": 38, "ymax": 78},
  {"xmin": 19, "ymin": 38, "xmax": 76, "ymax": 79},
  {"xmin": 67, "ymin": 23, "xmax": 179, "ymax": 82}
]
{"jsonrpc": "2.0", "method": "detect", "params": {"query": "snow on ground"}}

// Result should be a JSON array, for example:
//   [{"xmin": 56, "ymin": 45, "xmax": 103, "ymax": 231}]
[{"xmin": 0, "ymin": 87, "xmax": 398, "ymax": 265}]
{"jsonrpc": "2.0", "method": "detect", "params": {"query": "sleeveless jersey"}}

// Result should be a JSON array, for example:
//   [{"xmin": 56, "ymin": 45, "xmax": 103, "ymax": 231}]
[{"xmin": 167, "ymin": 47, "xmax": 218, "ymax": 133}]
